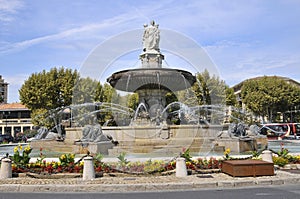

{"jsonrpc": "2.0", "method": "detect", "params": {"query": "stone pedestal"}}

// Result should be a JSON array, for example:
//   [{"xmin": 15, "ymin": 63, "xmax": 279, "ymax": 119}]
[
  {"xmin": 176, "ymin": 157, "xmax": 187, "ymax": 177},
  {"xmin": 83, "ymin": 156, "xmax": 95, "ymax": 180},
  {"xmin": 140, "ymin": 52, "xmax": 164, "ymax": 68},
  {"xmin": 214, "ymin": 137, "xmax": 268, "ymax": 153},
  {"xmin": 0, "ymin": 158, "xmax": 12, "ymax": 179},
  {"xmin": 137, "ymin": 89, "xmax": 168, "ymax": 119},
  {"xmin": 261, "ymin": 150, "xmax": 273, "ymax": 163}
]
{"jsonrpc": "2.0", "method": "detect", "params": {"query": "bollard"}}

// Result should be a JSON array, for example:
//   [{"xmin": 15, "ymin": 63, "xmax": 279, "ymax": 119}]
[
  {"xmin": 83, "ymin": 156, "xmax": 95, "ymax": 180},
  {"xmin": 261, "ymin": 150, "xmax": 273, "ymax": 163},
  {"xmin": 0, "ymin": 158, "xmax": 12, "ymax": 179},
  {"xmin": 176, "ymin": 157, "xmax": 187, "ymax": 177}
]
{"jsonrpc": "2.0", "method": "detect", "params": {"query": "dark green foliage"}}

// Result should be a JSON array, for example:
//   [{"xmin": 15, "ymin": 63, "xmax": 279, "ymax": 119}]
[
  {"xmin": 126, "ymin": 93, "xmax": 139, "ymax": 110},
  {"xmin": 241, "ymin": 76, "xmax": 300, "ymax": 122},
  {"xmin": 19, "ymin": 67, "xmax": 79, "ymax": 110},
  {"xmin": 192, "ymin": 69, "xmax": 235, "ymax": 106},
  {"xmin": 225, "ymin": 86, "xmax": 237, "ymax": 106},
  {"xmin": 19, "ymin": 67, "xmax": 117, "ymax": 127},
  {"xmin": 72, "ymin": 77, "xmax": 100, "ymax": 104}
]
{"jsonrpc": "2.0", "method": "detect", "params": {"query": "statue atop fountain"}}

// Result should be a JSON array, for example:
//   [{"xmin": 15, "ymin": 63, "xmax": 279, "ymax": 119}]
[
  {"xmin": 140, "ymin": 20, "xmax": 164, "ymax": 68},
  {"xmin": 142, "ymin": 20, "xmax": 160, "ymax": 53}
]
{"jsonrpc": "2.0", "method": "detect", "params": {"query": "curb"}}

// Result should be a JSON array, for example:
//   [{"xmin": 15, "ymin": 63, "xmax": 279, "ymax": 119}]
[{"xmin": 1, "ymin": 176, "xmax": 300, "ymax": 193}]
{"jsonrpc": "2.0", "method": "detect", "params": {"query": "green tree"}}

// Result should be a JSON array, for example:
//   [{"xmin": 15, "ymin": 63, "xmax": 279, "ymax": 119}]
[
  {"xmin": 19, "ymin": 67, "xmax": 79, "ymax": 110},
  {"xmin": 192, "ymin": 69, "xmax": 227, "ymax": 105},
  {"xmin": 72, "ymin": 77, "xmax": 100, "ymax": 104},
  {"xmin": 126, "ymin": 93, "xmax": 139, "ymax": 110},
  {"xmin": 20, "ymin": 67, "xmax": 121, "ymax": 127},
  {"xmin": 100, "ymin": 83, "xmax": 117, "ymax": 103},
  {"xmin": 19, "ymin": 67, "xmax": 79, "ymax": 128},
  {"xmin": 225, "ymin": 86, "xmax": 237, "ymax": 106},
  {"xmin": 96, "ymin": 83, "xmax": 119, "ymax": 125},
  {"xmin": 30, "ymin": 108, "xmax": 52, "ymax": 127},
  {"xmin": 241, "ymin": 76, "xmax": 300, "ymax": 123},
  {"xmin": 192, "ymin": 71, "xmax": 210, "ymax": 105}
]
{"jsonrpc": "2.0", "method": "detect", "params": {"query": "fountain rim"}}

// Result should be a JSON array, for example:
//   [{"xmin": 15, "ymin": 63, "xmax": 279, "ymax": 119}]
[
  {"xmin": 106, "ymin": 67, "xmax": 196, "ymax": 92},
  {"xmin": 107, "ymin": 67, "xmax": 195, "ymax": 76}
]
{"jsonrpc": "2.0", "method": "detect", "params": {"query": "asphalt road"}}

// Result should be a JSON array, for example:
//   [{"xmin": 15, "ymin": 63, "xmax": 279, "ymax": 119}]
[{"xmin": 1, "ymin": 185, "xmax": 300, "ymax": 199}]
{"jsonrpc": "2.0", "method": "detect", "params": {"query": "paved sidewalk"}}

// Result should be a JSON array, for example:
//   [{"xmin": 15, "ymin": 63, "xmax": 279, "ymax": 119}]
[{"xmin": 1, "ymin": 169, "xmax": 300, "ymax": 192}]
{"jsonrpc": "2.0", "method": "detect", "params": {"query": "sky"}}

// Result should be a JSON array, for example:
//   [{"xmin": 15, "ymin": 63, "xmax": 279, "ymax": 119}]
[{"xmin": 1, "ymin": 0, "xmax": 300, "ymax": 103}]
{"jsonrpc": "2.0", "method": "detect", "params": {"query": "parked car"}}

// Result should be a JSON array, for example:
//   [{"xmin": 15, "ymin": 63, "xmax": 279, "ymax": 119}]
[
  {"xmin": 259, "ymin": 123, "xmax": 300, "ymax": 140},
  {"xmin": 0, "ymin": 134, "xmax": 14, "ymax": 144}
]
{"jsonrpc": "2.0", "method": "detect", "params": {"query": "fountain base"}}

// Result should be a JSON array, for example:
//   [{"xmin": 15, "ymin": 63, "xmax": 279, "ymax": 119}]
[
  {"xmin": 62, "ymin": 125, "xmax": 267, "ymax": 156},
  {"xmin": 30, "ymin": 125, "xmax": 268, "ymax": 157},
  {"xmin": 74, "ymin": 141, "xmax": 114, "ymax": 155}
]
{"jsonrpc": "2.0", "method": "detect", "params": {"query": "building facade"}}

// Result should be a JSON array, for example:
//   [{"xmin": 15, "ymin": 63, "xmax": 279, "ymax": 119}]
[
  {"xmin": 0, "ymin": 75, "xmax": 8, "ymax": 104},
  {"xmin": 0, "ymin": 103, "xmax": 34, "ymax": 136}
]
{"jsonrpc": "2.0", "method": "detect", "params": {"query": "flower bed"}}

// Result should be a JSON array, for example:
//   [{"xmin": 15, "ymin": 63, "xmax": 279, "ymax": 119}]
[
  {"xmin": 3, "ymin": 145, "xmax": 300, "ymax": 177},
  {"xmin": 8, "ymin": 146, "xmax": 222, "ymax": 176}
]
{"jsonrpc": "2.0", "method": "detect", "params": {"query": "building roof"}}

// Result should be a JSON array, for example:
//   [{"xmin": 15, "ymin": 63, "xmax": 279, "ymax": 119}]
[{"xmin": 0, "ymin": 103, "xmax": 29, "ymax": 111}]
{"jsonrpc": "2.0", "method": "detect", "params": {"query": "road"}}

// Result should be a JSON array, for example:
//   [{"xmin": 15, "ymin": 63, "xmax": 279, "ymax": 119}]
[{"xmin": 0, "ymin": 185, "xmax": 300, "ymax": 199}]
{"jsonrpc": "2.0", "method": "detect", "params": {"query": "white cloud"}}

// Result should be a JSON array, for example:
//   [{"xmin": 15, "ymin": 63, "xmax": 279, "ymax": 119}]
[
  {"xmin": 0, "ymin": 13, "xmax": 138, "ymax": 54},
  {"xmin": 204, "ymin": 35, "xmax": 300, "ymax": 86},
  {"xmin": 0, "ymin": 0, "xmax": 24, "ymax": 22}
]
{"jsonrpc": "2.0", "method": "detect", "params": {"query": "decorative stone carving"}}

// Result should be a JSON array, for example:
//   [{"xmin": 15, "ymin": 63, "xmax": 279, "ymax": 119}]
[
  {"xmin": 143, "ymin": 20, "xmax": 160, "ymax": 53},
  {"xmin": 81, "ymin": 124, "xmax": 110, "ymax": 143},
  {"xmin": 228, "ymin": 122, "xmax": 246, "ymax": 137}
]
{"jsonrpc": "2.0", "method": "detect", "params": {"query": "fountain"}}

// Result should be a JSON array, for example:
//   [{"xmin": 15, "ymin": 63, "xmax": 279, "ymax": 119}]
[
  {"xmin": 29, "ymin": 21, "xmax": 268, "ymax": 157},
  {"xmin": 107, "ymin": 20, "xmax": 196, "ymax": 124}
]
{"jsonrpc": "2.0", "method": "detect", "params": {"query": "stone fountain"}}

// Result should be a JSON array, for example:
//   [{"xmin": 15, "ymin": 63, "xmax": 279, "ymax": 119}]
[
  {"xmin": 31, "ymin": 21, "xmax": 268, "ymax": 156},
  {"xmin": 107, "ymin": 20, "xmax": 196, "ymax": 122}
]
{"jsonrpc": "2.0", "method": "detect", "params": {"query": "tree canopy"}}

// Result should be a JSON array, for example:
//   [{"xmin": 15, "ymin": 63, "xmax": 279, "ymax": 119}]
[
  {"xmin": 19, "ymin": 67, "xmax": 117, "ymax": 127},
  {"xmin": 19, "ymin": 67, "xmax": 79, "ymax": 110},
  {"xmin": 191, "ymin": 69, "xmax": 236, "ymax": 106},
  {"xmin": 241, "ymin": 76, "xmax": 300, "ymax": 122}
]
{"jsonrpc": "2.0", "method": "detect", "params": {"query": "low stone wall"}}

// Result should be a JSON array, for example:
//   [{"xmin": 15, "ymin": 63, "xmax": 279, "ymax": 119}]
[
  {"xmin": 30, "ymin": 140, "xmax": 75, "ymax": 154},
  {"xmin": 32, "ymin": 125, "xmax": 266, "ymax": 156},
  {"xmin": 65, "ymin": 124, "xmax": 224, "ymax": 155}
]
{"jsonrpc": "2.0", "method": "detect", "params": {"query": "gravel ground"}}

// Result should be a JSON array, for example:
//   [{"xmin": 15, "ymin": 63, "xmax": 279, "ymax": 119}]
[{"xmin": 0, "ymin": 170, "xmax": 297, "ymax": 185}]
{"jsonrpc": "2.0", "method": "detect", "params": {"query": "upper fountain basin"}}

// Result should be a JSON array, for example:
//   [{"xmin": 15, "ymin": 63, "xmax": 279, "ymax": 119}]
[{"xmin": 107, "ymin": 68, "xmax": 196, "ymax": 92}]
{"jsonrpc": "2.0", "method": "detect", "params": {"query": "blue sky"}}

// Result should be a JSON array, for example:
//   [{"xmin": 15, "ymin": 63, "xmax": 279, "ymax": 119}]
[{"xmin": 1, "ymin": 0, "xmax": 300, "ymax": 103}]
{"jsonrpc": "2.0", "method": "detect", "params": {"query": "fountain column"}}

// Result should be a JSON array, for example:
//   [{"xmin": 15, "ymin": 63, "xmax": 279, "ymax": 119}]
[{"xmin": 137, "ymin": 89, "xmax": 168, "ymax": 118}]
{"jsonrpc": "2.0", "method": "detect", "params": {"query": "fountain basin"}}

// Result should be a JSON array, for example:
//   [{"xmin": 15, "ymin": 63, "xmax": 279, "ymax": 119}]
[{"xmin": 107, "ymin": 68, "xmax": 196, "ymax": 92}]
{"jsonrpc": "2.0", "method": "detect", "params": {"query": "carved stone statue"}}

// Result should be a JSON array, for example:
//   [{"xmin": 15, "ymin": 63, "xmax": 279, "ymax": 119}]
[
  {"xmin": 81, "ymin": 124, "xmax": 110, "ymax": 142},
  {"xmin": 143, "ymin": 20, "xmax": 160, "ymax": 52},
  {"xmin": 228, "ymin": 122, "xmax": 246, "ymax": 137}
]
